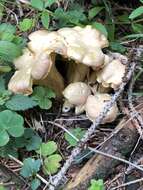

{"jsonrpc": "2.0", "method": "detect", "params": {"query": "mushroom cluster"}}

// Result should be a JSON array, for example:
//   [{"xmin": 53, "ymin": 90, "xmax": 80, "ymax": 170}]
[{"xmin": 8, "ymin": 25, "xmax": 127, "ymax": 124}]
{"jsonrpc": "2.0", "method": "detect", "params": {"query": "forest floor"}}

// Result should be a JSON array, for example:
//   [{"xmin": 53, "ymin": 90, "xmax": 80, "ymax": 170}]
[{"xmin": 0, "ymin": 0, "xmax": 143, "ymax": 190}]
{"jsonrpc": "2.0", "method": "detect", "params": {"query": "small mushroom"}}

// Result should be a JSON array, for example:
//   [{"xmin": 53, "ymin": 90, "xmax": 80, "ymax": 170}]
[
  {"xmin": 85, "ymin": 94, "xmax": 118, "ymax": 124},
  {"xmin": 62, "ymin": 82, "xmax": 91, "ymax": 112},
  {"xmin": 97, "ymin": 59, "xmax": 126, "ymax": 89}
]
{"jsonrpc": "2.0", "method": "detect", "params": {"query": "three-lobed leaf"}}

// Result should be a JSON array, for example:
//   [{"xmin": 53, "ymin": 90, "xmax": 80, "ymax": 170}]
[
  {"xmin": 32, "ymin": 86, "xmax": 55, "ymax": 110},
  {"xmin": 65, "ymin": 128, "xmax": 85, "ymax": 147},
  {"xmin": 14, "ymin": 128, "xmax": 42, "ymax": 151},
  {"xmin": 88, "ymin": 179, "xmax": 105, "ymax": 190},
  {"xmin": 19, "ymin": 18, "xmax": 34, "ymax": 32},
  {"xmin": 37, "ymin": 141, "xmax": 57, "ymax": 157},
  {"xmin": 20, "ymin": 158, "xmax": 41, "ymax": 178},
  {"xmin": 31, "ymin": 178, "xmax": 41, "ymax": 190},
  {"xmin": 0, "ymin": 110, "xmax": 24, "ymax": 146},
  {"xmin": 43, "ymin": 154, "xmax": 62, "ymax": 174},
  {"xmin": 0, "ymin": 130, "xmax": 9, "ymax": 146},
  {"xmin": 5, "ymin": 94, "xmax": 38, "ymax": 111}
]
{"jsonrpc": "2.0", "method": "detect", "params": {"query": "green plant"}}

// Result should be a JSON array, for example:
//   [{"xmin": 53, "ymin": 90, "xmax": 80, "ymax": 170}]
[
  {"xmin": 65, "ymin": 127, "xmax": 85, "ymax": 147},
  {"xmin": 0, "ymin": 23, "xmax": 26, "ymax": 63},
  {"xmin": 88, "ymin": 179, "xmax": 105, "ymax": 190},
  {"xmin": 19, "ymin": 18, "xmax": 35, "ymax": 32},
  {"xmin": 36, "ymin": 141, "xmax": 62, "ymax": 174},
  {"xmin": 0, "ymin": 110, "xmax": 24, "ymax": 146},
  {"xmin": 20, "ymin": 158, "xmax": 41, "ymax": 190},
  {"xmin": 32, "ymin": 86, "xmax": 56, "ymax": 110}
]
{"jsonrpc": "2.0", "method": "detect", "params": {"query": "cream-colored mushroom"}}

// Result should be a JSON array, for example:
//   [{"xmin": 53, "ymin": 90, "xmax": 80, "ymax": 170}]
[
  {"xmin": 8, "ymin": 25, "xmax": 109, "ymax": 97},
  {"xmin": 58, "ymin": 26, "xmax": 108, "ymax": 69},
  {"xmin": 8, "ymin": 49, "xmax": 64, "ymax": 97},
  {"xmin": 97, "ymin": 59, "xmax": 126, "ymax": 89},
  {"xmin": 85, "ymin": 94, "xmax": 118, "ymax": 124},
  {"xmin": 62, "ymin": 82, "xmax": 91, "ymax": 113}
]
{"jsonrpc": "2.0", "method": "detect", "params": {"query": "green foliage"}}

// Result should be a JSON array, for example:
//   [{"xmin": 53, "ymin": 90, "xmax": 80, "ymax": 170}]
[
  {"xmin": 30, "ymin": 0, "xmax": 57, "ymax": 29},
  {"xmin": 36, "ymin": 141, "xmax": 57, "ymax": 157},
  {"xmin": 65, "ymin": 127, "xmax": 85, "ymax": 147},
  {"xmin": 0, "ymin": 23, "xmax": 25, "ymax": 63},
  {"xmin": 0, "ymin": 185, "xmax": 7, "ymax": 190},
  {"xmin": 19, "ymin": 18, "xmax": 35, "ymax": 32},
  {"xmin": 32, "ymin": 86, "xmax": 56, "ymax": 110},
  {"xmin": 31, "ymin": 0, "xmax": 44, "ymax": 11},
  {"xmin": 5, "ymin": 94, "xmax": 38, "ymax": 111},
  {"xmin": 0, "ymin": 110, "xmax": 24, "ymax": 146},
  {"xmin": 43, "ymin": 154, "xmax": 62, "ymax": 174},
  {"xmin": 132, "ymin": 23, "xmax": 143, "ymax": 34},
  {"xmin": 129, "ymin": 6, "xmax": 143, "ymax": 19},
  {"xmin": 88, "ymin": 6, "xmax": 104, "ymax": 19},
  {"xmin": 54, "ymin": 8, "xmax": 86, "ymax": 26},
  {"xmin": 36, "ymin": 141, "xmax": 62, "ymax": 174},
  {"xmin": 0, "ymin": 77, "xmax": 37, "ymax": 110},
  {"xmin": 92, "ymin": 22, "xmax": 108, "ymax": 37},
  {"xmin": 109, "ymin": 42, "xmax": 126, "ymax": 53},
  {"xmin": 15, "ymin": 128, "xmax": 42, "ymax": 151},
  {"xmin": 0, "ymin": 140, "xmax": 18, "ymax": 158},
  {"xmin": 88, "ymin": 179, "xmax": 105, "ymax": 190},
  {"xmin": 20, "ymin": 158, "xmax": 41, "ymax": 177},
  {"xmin": 41, "ymin": 10, "xmax": 50, "ymax": 29},
  {"xmin": 0, "ymin": 41, "xmax": 22, "ymax": 62},
  {"xmin": 31, "ymin": 178, "xmax": 41, "ymax": 190}
]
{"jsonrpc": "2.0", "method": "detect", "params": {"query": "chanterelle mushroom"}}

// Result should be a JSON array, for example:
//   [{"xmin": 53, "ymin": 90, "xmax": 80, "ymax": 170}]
[
  {"xmin": 97, "ymin": 59, "xmax": 126, "ymax": 89},
  {"xmin": 85, "ymin": 94, "xmax": 118, "ymax": 124}
]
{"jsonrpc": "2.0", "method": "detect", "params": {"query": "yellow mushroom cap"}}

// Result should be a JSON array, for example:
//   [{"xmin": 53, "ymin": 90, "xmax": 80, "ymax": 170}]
[
  {"xmin": 63, "ymin": 82, "xmax": 91, "ymax": 106},
  {"xmin": 85, "ymin": 94, "xmax": 118, "ymax": 124},
  {"xmin": 97, "ymin": 59, "xmax": 126, "ymax": 89}
]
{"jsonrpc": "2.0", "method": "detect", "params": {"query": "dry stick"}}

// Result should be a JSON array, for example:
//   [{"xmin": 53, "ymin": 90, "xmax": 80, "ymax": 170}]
[
  {"xmin": 8, "ymin": 155, "xmax": 50, "ymax": 187},
  {"xmin": 88, "ymin": 147, "xmax": 143, "ymax": 172},
  {"xmin": 49, "ymin": 61, "xmax": 136, "ymax": 190},
  {"xmin": 110, "ymin": 177, "xmax": 143, "ymax": 190}
]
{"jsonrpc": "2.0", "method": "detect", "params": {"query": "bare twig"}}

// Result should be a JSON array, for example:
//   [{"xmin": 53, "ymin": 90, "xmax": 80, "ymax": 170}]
[
  {"xmin": 88, "ymin": 147, "xmax": 143, "ymax": 172},
  {"xmin": 110, "ymin": 177, "xmax": 143, "ymax": 190}
]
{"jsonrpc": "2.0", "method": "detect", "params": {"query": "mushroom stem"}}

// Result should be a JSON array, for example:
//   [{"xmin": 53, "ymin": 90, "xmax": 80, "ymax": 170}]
[
  {"xmin": 34, "ymin": 62, "xmax": 65, "ymax": 98},
  {"xmin": 66, "ymin": 60, "xmax": 89, "ymax": 84}
]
